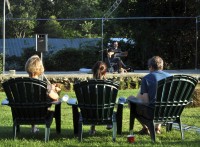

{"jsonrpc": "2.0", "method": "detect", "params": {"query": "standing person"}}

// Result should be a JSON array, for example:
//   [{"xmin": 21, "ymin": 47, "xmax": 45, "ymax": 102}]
[
  {"xmin": 128, "ymin": 56, "xmax": 171, "ymax": 135},
  {"xmin": 25, "ymin": 55, "xmax": 61, "ymax": 133},
  {"xmin": 107, "ymin": 41, "xmax": 130, "ymax": 73},
  {"xmin": 89, "ymin": 61, "xmax": 112, "ymax": 135}
]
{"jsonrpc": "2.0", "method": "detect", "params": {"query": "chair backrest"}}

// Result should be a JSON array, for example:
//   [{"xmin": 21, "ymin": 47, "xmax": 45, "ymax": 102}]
[
  {"xmin": 74, "ymin": 79, "xmax": 119, "ymax": 124},
  {"xmin": 154, "ymin": 75, "xmax": 198, "ymax": 123},
  {"xmin": 2, "ymin": 77, "xmax": 49, "ymax": 124}
]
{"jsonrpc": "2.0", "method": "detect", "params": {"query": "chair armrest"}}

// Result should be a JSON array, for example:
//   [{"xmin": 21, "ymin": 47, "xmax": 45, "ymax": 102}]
[
  {"xmin": 127, "ymin": 96, "xmax": 144, "ymax": 104},
  {"xmin": 50, "ymin": 100, "xmax": 61, "ymax": 105},
  {"xmin": 118, "ymin": 97, "xmax": 127, "ymax": 105},
  {"xmin": 67, "ymin": 98, "xmax": 77, "ymax": 105},
  {"xmin": 66, "ymin": 98, "xmax": 79, "ymax": 135},
  {"xmin": 1, "ymin": 98, "xmax": 9, "ymax": 105}
]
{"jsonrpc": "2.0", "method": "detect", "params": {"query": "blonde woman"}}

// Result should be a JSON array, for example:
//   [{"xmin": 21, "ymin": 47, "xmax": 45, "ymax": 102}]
[{"xmin": 25, "ymin": 55, "xmax": 61, "ymax": 133}]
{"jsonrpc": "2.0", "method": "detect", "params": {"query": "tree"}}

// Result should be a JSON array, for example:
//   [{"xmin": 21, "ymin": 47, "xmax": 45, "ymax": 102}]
[
  {"xmin": 80, "ymin": 21, "xmax": 94, "ymax": 38},
  {"xmin": 42, "ymin": 15, "xmax": 65, "ymax": 38},
  {"xmin": 1, "ymin": 0, "xmax": 200, "ymax": 69},
  {"xmin": 5, "ymin": 0, "xmax": 39, "ymax": 38},
  {"xmin": 103, "ymin": 0, "xmax": 200, "ymax": 69}
]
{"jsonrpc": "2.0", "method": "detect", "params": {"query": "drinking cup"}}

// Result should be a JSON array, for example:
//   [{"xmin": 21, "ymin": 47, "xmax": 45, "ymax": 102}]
[{"xmin": 127, "ymin": 135, "xmax": 135, "ymax": 143}]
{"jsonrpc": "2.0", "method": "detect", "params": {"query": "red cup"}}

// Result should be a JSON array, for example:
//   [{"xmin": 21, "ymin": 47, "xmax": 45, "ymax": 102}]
[{"xmin": 127, "ymin": 135, "xmax": 135, "ymax": 143}]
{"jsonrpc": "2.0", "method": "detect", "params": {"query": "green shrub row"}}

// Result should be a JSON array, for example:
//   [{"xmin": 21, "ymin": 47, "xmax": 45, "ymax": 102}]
[{"xmin": 5, "ymin": 47, "xmax": 101, "ymax": 71}]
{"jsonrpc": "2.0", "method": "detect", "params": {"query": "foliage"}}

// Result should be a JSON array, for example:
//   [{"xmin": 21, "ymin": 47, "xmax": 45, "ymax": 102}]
[
  {"xmin": 5, "ymin": 0, "xmax": 38, "ymax": 38},
  {"xmin": 189, "ymin": 88, "xmax": 200, "ymax": 107},
  {"xmin": 5, "ymin": 42, "xmax": 101, "ymax": 71},
  {"xmin": 20, "ymin": 47, "xmax": 40, "ymax": 68},
  {"xmin": 44, "ymin": 48, "xmax": 100, "ymax": 71},
  {"xmin": 103, "ymin": 0, "xmax": 200, "ymax": 69},
  {"xmin": 40, "ymin": 15, "xmax": 65, "ymax": 38},
  {"xmin": 5, "ymin": 47, "xmax": 40, "ymax": 71},
  {"xmin": 0, "ymin": 1, "xmax": 200, "ymax": 69},
  {"xmin": 5, "ymin": 55, "xmax": 23, "ymax": 71},
  {"xmin": 80, "ymin": 21, "xmax": 95, "ymax": 38}
]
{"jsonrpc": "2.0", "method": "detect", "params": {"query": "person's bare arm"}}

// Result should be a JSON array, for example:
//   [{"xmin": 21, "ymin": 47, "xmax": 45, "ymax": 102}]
[{"xmin": 47, "ymin": 84, "xmax": 61, "ymax": 101}]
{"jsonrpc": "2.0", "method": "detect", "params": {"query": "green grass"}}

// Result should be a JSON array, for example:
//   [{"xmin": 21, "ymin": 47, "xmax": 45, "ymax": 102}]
[{"xmin": 0, "ymin": 89, "xmax": 200, "ymax": 146}]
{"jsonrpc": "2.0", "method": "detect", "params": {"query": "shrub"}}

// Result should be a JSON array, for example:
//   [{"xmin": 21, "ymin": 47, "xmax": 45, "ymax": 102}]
[
  {"xmin": 189, "ymin": 88, "xmax": 200, "ymax": 107},
  {"xmin": 44, "ymin": 48, "xmax": 100, "ymax": 71},
  {"xmin": 5, "ymin": 47, "xmax": 100, "ymax": 71}
]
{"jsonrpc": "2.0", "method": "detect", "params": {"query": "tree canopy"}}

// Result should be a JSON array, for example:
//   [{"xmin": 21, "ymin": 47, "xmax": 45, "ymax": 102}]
[{"xmin": 0, "ymin": 0, "xmax": 200, "ymax": 69}]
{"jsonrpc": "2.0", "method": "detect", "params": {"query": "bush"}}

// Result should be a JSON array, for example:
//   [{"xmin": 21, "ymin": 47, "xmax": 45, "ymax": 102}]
[
  {"xmin": 44, "ymin": 48, "xmax": 100, "ymax": 71},
  {"xmin": 5, "ymin": 47, "xmax": 40, "ymax": 71},
  {"xmin": 5, "ymin": 55, "xmax": 23, "ymax": 70},
  {"xmin": 5, "ymin": 47, "xmax": 101, "ymax": 71},
  {"xmin": 189, "ymin": 88, "xmax": 200, "ymax": 107}
]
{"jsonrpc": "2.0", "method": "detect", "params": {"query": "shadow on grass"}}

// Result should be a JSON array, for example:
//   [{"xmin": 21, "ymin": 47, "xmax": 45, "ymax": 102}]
[
  {"xmin": 1, "ymin": 125, "xmax": 200, "ymax": 146},
  {"xmin": 66, "ymin": 128, "xmax": 131, "ymax": 142},
  {"xmin": 0, "ymin": 125, "xmax": 76, "ymax": 141},
  {"xmin": 0, "ymin": 124, "xmax": 128, "ymax": 139}
]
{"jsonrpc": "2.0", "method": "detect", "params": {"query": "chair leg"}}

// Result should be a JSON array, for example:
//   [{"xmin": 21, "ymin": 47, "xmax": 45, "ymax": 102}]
[
  {"xmin": 177, "ymin": 118, "xmax": 184, "ymax": 140},
  {"xmin": 108, "ymin": 67, "xmax": 114, "ymax": 73},
  {"xmin": 72, "ymin": 105, "xmax": 79, "ymax": 135},
  {"xmin": 166, "ymin": 123, "xmax": 172, "ymax": 132},
  {"xmin": 55, "ymin": 103, "xmax": 61, "ymax": 134},
  {"xmin": 129, "ymin": 103, "xmax": 137, "ymax": 135},
  {"xmin": 45, "ymin": 127, "xmax": 50, "ymax": 142},
  {"xmin": 116, "ymin": 104, "xmax": 123, "ymax": 135},
  {"xmin": 17, "ymin": 125, "xmax": 20, "ymax": 133},
  {"xmin": 13, "ymin": 124, "xmax": 17, "ymax": 140},
  {"xmin": 112, "ymin": 112, "xmax": 117, "ymax": 142},
  {"xmin": 147, "ymin": 122, "xmax": 156, "ymax": 142},
  {"xmin": 78, "ymin": 113, "xmax": 83, "ymax": 142},
  {"xmin": 78, "ymin": 122, "xmax": 83, "ymax": 142}
]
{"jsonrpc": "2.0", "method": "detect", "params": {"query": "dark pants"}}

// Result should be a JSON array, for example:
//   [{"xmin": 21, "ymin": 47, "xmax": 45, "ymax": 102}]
[
  {"xmin": 110, "ymin": 57, "xmax": 127, "ymax": 71},
  {"xmin": 136, "ymin": 104, "xmax": 154, "ymax": 120}
]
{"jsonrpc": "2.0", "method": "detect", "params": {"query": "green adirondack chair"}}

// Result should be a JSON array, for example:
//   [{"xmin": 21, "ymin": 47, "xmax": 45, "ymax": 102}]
[
  {"xmin": 128, "ymin": 75, "xmax": 198, "ymax": 142},
  {"xmin": 2, "ymin": 77, "xmax": 61, "ymax": 142},
  {"xmin": 67, "ymin": 79, "xmax": 124, "ymax": 142}
]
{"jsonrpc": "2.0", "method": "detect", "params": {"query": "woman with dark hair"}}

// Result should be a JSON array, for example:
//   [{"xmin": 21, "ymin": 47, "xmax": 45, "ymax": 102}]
[
  {"xmin": 92, "ymin": 61, "xmax": 107, "ymax": 79},
  {"xmin": 89, "ymin": 61, "xmax": 112, "ymax": 135}
]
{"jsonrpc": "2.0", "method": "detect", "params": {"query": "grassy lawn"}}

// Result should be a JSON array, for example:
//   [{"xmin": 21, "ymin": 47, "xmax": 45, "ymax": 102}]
[{"xmin": 0, "ymin": 89, "xmax": 200, "ymax": 146}]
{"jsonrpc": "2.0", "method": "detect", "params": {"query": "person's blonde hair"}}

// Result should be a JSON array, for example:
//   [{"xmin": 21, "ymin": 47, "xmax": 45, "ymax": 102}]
[{"xmin": 25, "ymin": 55, "xmax": 44, "ymax": 76}]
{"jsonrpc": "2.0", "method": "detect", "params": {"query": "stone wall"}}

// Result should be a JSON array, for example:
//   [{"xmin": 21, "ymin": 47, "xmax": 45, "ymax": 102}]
[
  {"xmin": 1, "ymin": 73, "xmax": 199, "ymax": 107},
  {"xmin": 0, "ymin": 73, "xmax": 142, "ymax": 92}
]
